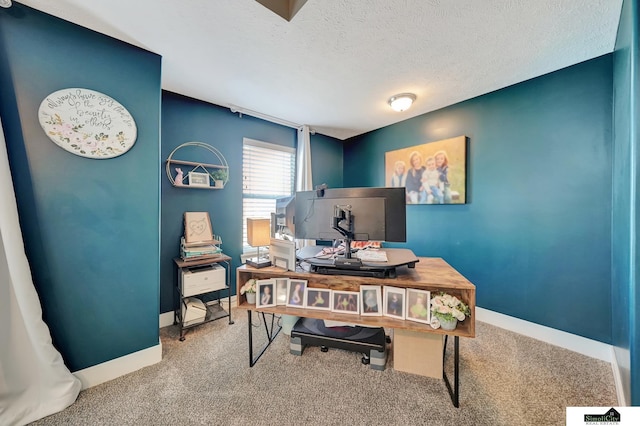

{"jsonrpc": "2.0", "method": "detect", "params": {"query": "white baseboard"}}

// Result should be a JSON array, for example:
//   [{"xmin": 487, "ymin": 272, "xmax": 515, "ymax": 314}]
[
  {"xmin": 476, "ymin": 307, "xmax": 612, "ymax": 362},
  {"xmin": 159, "ymin": 311, "xmax": 175, "ymax": 328},
  {"xmin": 610, "ymin": 348, "xmax": 628, "ymax": 406},
  {"xmin": 72, "ymin": 340, "xmax": 162, "ymax": 390},
  {"xmin": 477, "ymin": 307, "xmax": 627, "ymax": 405}
]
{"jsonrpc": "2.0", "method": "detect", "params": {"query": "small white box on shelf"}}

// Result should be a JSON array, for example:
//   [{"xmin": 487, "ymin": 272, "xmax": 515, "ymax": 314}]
[
  {"xmin": 181, "ymin": 264, "xmax": 226, "ymax": 297},
  {"xmin": 182, "ymin": 297, "xmax": 207, "ymax": 326}
]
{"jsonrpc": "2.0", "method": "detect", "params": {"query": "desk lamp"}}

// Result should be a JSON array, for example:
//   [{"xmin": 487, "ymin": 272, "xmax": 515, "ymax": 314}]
[{"xmin": 247, "ymin": 218, "xmax": 272, "ymax": 268}]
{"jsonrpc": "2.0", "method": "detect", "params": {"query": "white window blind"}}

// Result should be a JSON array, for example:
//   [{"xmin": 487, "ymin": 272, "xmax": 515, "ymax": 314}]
[{"xmin": 242, "ymin": 138, "xmax": 295, "ymax": 252}]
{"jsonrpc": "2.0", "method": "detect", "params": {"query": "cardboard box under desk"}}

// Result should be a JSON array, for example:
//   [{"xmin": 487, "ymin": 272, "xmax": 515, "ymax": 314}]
[{"xmin": 393, "ymin": 329, "xmax": 444, "ymax": 379}]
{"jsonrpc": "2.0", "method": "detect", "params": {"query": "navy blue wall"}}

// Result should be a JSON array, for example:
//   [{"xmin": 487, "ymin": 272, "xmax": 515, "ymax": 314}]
[
  {"xmin": 308, "ymin": 132, "xmax": 344, "ymax": 190},
  {"xmin": 612, "ymin": 0, "xmax": 638, "ymax": 406},
  {"xmin": 160, "ymin": 92, "xmax": 343, "ymax": 313},
  {"xmin": 2, "ymin": 1, "xmax": 633, "ymax": 397},
  {"xmin": 344, "ymin": 56, "xmax": 613, "ymax": 343},
  {"xmin": 0, "ymin": 5, "xmax": 161, "ymax": 371}
]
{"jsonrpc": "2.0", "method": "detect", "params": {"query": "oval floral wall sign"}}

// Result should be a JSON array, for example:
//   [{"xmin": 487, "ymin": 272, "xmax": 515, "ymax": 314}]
[{"xmin": 38, "ymin": 88, "xmax": 137, "ymax": 159}]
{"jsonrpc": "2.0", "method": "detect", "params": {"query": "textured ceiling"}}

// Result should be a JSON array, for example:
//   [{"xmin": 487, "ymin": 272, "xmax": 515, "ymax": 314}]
[{"xmin": 15, "ymin": 0, "xmax": 623, "ymax": 140}]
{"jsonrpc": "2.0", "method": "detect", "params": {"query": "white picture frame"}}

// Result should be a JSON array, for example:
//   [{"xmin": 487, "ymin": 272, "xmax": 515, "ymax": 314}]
[
  {"xmin": 183, "ymin": 212, "xmax": 214, "ymax": 244},
  {"xmin": 331, "ymin": 290, "xmax": 360, "ymax": 315},
  {"xmin": 360, "ymin": 285, "xmax": 382, "ymax": 316},
  {"xmin": 405, "ymin": 288, "xmax": 431, "ymax": 324},
  {"xmin": 188, "ymin": 171, "xmax": 210, "ymax": 187},
  {"xmin": 383, "ymin": 286, "xmax": 406, "ymax": 320},
  {"xmin": 269, "ymin": 238, "xmax": 296, "ymax": 271},
  {"xmin": 256, "ymin": 279, "xmax": 276, "ymax": 308},
  {"xmin": 304, "ymin": 288, "xmax": 332, "ymax": 310},
  {"xmin": 274, "ymin": 278, "xmax": 289, "ymax": 306},
  {"xmin": 286, "ymin": 279, "xmax": 307, "ymax": 307}
]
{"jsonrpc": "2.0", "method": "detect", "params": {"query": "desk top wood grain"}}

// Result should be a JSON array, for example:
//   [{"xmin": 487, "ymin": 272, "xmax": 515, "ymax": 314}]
[{"xmin": 237, "ymin": 257, "xmax": 474, "ymax": 291}]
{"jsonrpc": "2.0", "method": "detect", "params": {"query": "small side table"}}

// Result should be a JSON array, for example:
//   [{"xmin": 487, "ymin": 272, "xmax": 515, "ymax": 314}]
[{"xmin": 173, "ymin": 255, "xmax": 234, "ymax": 340}]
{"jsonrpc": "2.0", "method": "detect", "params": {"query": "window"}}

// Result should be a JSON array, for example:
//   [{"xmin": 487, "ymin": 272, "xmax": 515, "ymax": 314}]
[{"xmin": 242, "ymin": 138, "xmax": 295, "ymax": 252}]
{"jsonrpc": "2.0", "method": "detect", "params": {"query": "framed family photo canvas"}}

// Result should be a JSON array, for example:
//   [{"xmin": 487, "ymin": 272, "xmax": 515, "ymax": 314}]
[
  {"xmin": 287, "ymin": 279, "xmax": 307, "ymax": 307},
  {"xmin": 304, "ymin": 288, "xmax": 332, "ymax": 310},
  {"xmin": 331, "ymin": 290, "xmax": 360, "ymax": 315},
  {"xmin": 385, "ymin": 135, "xmax": 467, "ymax": 205},
  {"xmin": 360, "ymin": 285, "xmax": 382, "ymax": 316},
  {"xmin": 256, "ymin": 279, "xmax": 276, "ymax": 308},
  {"xmin": 274, "ymin": 278, "xmax": 289, "ymax": 305},
  {"xmin": 405, "ymin": 288, "xmax": 431, "ymax": 324},
  {"xmin": 383, "ymin": 286, "xmax": 406, "ymax": 320}
]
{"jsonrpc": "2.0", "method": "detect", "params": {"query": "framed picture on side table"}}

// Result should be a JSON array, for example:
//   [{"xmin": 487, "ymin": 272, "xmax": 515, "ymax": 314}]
[
  {"xmin": 331, "ymin": 290, "xmax": 359, "ymax": 315},
  {"xmin": 256, "ymin": 279, "xmax": 276, "ymax": 308},
  {"xmin": 183, "ymin": 212, "xmax": 214, "ymax": 244},
  {"xmin": 286, "ymin": 279, "xmax": 307, "ymax": 307},
  {"xmin": 383, "ymin": 286, "xmax": 406, "ymax": 320},
  {"xmin": 405, "ymin": 288, "xmax": 431, "ymax": 324},
  {"xmin": 304, "ymin": 288, "xmax": 331, "ymax": 310},
  {"xmin": 360, "ymin": 285, "xmax": 382, "ymax": 316},
  {"xmin": 274, "ymin": 278, "xmax": 289, "ymax": 305}
]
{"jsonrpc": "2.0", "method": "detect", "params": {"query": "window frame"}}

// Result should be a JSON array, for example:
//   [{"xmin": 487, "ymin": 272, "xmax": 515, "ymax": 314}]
[{"xmin": 242, "ymin": 137, "xmax": 296, "ymax": 255}]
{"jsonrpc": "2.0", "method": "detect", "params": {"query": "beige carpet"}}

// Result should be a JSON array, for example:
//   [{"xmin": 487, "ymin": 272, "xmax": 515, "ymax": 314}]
[{"xmin": 31, "ymin": 308, "xmax": 617, "ymax": 426}]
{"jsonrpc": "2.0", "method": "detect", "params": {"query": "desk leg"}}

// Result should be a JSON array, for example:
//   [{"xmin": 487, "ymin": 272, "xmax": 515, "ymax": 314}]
[
  {"xmin": 223, "ymin": 260, "xmax": 234, "ymax": 325},
  {"xmin": 227, "ymin": 289, "xmax": 234, "ymax": 325},
  {"xmin": 442, "ymin": 335, "xmax": 460, "ymax": 408},
  {"xmin": 247, "ymin": 310, "xmax": 283, "ymax": 367}
]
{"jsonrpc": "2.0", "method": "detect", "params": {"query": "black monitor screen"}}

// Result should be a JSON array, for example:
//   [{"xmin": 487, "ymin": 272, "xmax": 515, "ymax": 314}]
[{"xmin": 294, "ymin": 187, "xmax": 406, "ymax": 242}]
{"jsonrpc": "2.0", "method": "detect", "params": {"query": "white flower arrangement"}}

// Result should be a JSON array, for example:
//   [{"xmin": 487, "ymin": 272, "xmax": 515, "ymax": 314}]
[
  {"xmin": 430, "ymin": 292, "xmax": 470, "ymax": 327},
  {"xmin": 240, "ymin": 279, "xmax": 257, "ymax": 295}
]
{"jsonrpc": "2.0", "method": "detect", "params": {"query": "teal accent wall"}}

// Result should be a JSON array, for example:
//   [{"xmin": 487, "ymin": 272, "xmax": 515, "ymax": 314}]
[
  {"xmin": 308, "ymin": 132, "xmax": 344, "ymax": 190},
  {"xmin": 160, "ymin": 92, "xmax": 343, "ymax": 313},
  {"xmin": 344, "ymin": 56, "xmax": 613, "ymax": 344},
  {"xmin": 2, "ymin": 0, "xmax": 635, "ymax": 399},
  {"xmin": 0, "ymin": 4, "xmax": 161, "ymax": 371},
  {"xmin": 612, "ymin": 0, "xmax": 638, "ymax": 406}
]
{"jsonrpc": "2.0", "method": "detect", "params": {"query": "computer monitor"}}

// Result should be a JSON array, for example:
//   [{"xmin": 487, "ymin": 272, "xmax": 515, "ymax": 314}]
[
  {"xmin": 274, "ymin": 195, "xmax": 295, "ymax": 238},
  {"xmin": 294, "ymin": 186, "xmax": 406, "ymax": 243},
  {"xmin": 294, "ymin": 186, "xmax": 415, "ymax": 278}
]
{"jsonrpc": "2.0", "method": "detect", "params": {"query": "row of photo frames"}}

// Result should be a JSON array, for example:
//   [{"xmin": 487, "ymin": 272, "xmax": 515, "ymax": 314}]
[{"xmin": 254, "ymin": 278, "xmax": 431, "ymax": 324}]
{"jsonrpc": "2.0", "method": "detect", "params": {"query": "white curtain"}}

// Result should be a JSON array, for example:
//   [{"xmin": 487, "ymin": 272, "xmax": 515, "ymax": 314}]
[
  {"xmin": 296, "ymin": 125, "xmax": 313, "ymax": 192},
  {"xmin": 296, "ymin": 124, "xmax": 314, "ymax": 249},
  {"xmin": 0, "ymin": 117, "xmax": 81, "ymax": 425},
  {"xmin": 280, "ymin": 124, "xmax": 315, "ymax": 336}
]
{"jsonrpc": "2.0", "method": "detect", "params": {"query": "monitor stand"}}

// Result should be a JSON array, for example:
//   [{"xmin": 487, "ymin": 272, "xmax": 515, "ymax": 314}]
[{"xmin": 296, "ymin": 245, "xmax": 419, "ymax": 278}]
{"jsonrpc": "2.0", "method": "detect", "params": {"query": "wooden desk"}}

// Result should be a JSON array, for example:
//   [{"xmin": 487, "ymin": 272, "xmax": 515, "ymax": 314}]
[{"xmin": 236, "ymin": 257, "xmax": 475, "ymax": 407}]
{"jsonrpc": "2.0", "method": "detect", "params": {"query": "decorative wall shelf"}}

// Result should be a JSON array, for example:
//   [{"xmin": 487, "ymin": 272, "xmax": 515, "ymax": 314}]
[{"xmin": 166, "ymin": 142, "xmax": 229, "ymax": 189}]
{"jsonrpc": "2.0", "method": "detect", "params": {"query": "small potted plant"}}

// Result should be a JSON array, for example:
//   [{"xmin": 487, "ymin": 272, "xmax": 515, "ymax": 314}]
[
  {"xmin": 240, "ymin": 278, "xmax": 257, "ymax": 304},
  {"xmin": 430, "ymin": 292, "xmax": 470, "ymax": 331},
  {"xmin": 210, "ymin": 168, "xmax": 228, "ymax": 188}
]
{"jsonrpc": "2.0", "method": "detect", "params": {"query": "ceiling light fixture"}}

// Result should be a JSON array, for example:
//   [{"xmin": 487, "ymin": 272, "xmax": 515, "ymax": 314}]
[{"xmin": 388, "ymin": 93, "xmax": 416, "ymax": 112}]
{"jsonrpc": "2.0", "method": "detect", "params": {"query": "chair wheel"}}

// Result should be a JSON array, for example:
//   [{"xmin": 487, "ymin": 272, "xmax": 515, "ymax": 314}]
[{"xmin": 320, "ymin": 346, "xmax": 328, "ymax": 352}]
